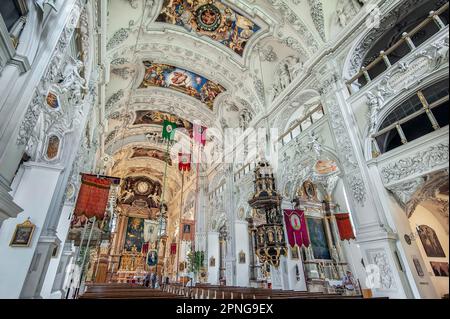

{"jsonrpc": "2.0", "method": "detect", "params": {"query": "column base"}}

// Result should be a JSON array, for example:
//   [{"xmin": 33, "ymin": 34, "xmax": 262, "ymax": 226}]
[{"xmin": 20, "ymin": 235, "xmax": 60, "ymax": 299}]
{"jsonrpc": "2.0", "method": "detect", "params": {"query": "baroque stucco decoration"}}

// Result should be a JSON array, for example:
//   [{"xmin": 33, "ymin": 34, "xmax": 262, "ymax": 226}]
[
  {"xmin": 17, "ymin": 0, "xmax": 84, "ymax": 146},
  {"xmin": 380, "ymin": 143, "xmax": 449, "ymax": 186}
]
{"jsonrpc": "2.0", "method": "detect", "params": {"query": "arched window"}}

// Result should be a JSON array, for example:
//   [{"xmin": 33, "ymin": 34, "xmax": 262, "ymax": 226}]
[{"xmin": 374, "ymin": 78, "xmax": 449, "ymax": 154}]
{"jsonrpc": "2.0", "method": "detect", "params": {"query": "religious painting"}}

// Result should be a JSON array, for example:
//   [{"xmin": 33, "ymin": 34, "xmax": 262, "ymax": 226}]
[
  {"xmin": 133, "ymin": 110, "xmax": 194, "ymax": 134},
  {"xmin": 183, "ymin": 224, "xmax": 191, "ymax": 234},
  {"xmin": 156, "ymin": 0, "xmax": 261, "ymax": 56},
  {"xmin": 209, "ymin": 256, "xmax": 216, "ymax": 267},
  {"xmin": 306, "ymin": 217, "xmax": 331, "ymax": 260},
  {"xmin": 239, "ymin": 251, "xmax": 246, "ymax": 264},
  {"xmin": 181, "ymin": 220, "xmax": 195, "ymax": 241},
  {"xmin": 124, "ymin": 217, "xmax": 145, "ymax": 252},
  {"xmin": 139, "ymin": 61, "xmax": 225, "ymax": 110},
  {"xmin": 131, "ymin": 147, "xmax": 173, "ymax": 166},
  {"xmin": 146, "ymin": 249, "xmax": 158, "ymax": 267},
  {"xmin": 46, "ymin": 135, "xmax": 60, "ymax": 159},
  {"xmin": 430, "ymin": 262, "xmax": 449, "ymax": 277},
  {"xmin": 10, "ymin": 220, "xmax": 35, "ymax": 247},
  {"xmin": 46, "ymin": 91, "xmax": 60, "ymax": 109},
  {"xmin": 291, "ymin": 246, "xmax": 299, "ymax": 260},
  {"xmin": 418, "ymin": 225, "xmax": 446, "ymax": 258},
  {"xmin": 314, "ymin": 160, "xmax": 338, "ymax": 175},
  {"xmin": 297, "ymin": 180, "xmax": 318, "ymax": 201}
]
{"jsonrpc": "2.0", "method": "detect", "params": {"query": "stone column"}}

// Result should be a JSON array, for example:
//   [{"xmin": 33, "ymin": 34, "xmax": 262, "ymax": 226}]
[
  {"xmin": 50, "ymin": 241, "xmax": 75, "ymax": 298},
  {"xmin": 317, "ymin": 61, "xmax": 414, "ymax": 298}
]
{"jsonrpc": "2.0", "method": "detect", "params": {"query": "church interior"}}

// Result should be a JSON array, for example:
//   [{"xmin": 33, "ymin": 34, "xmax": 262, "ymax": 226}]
[{"xmin": 0, "ymin": 0, "xmax": 448, "ymax": 300}]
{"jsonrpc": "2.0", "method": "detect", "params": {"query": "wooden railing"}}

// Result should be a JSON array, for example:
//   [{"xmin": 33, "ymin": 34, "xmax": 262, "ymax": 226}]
[
  {"xmin": 277, "ymin": 104, "xmax": 325, "ymax": 146},
  {"xmin": 346, "ymin": 2, "xmax": 449, "ymax": 95}
]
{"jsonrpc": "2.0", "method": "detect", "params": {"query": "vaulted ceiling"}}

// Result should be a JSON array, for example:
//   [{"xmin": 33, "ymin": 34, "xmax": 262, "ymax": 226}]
[{"xmin": 101, "ymin": 0, "xmax": 365, "ymax": 202}]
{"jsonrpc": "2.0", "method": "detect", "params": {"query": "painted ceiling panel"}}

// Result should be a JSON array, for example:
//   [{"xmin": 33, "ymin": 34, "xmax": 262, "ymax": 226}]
[
  {"xmin": 139, "ymin": 61, "xmax": 225, "ymax": 110},
  {"xmin": 156, "ymin": 0, "xmax": 261, "ymax": 57},
  {"xmin": 133, "ymin": 110, "xmax": 194, "ymax": 132}
]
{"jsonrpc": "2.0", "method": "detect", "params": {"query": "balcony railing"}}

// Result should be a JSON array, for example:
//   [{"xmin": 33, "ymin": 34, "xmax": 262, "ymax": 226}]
[
  {"xmin": 346, "ymin": 2, "xmax": 449, "ymax": 95},
  {"xmin": 277, "ymin": 104, "xmax": 325, "ymax": 147}
]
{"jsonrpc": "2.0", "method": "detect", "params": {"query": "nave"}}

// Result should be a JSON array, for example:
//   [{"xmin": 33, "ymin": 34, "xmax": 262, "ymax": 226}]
[{"xmin": 0, "ymin": 0, "xmax": 448, "ymax": 301}]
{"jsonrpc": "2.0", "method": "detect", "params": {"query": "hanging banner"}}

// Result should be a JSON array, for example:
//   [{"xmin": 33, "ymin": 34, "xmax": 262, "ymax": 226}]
[
  {"xmin": 181, "ymin": 219, "xmax": 195, "ymax": 241},
  {"xmin": 178, "ymin": 153, "xmax": 192, "ymax": 172},
  {"xmin": 162, "ymin": 119, "xmax": 177, "ymax": 141},
  {"xmin": 335, "ymin": 213, "xmax": 356, "ymax": 241},
  {"xmin": 170, "ymin": 243, "xmax": 177, "ymax": 255},
  {"xmin": 144, "ymin": 219, "xmax": 159, "ymax": 243},
  {"xmin": 142, "ymin": 242, "xmax": 150, "ymax": 255},
  {"xmin": 283, "ymin": 210, "xmax": 310, "ymax": 248},
  {"xmin": 192, "ymin": 123, "xmax": 207, "ymax": 146},
  {"xmin": 74, "ymin": 174, "xmax": 112, "ymax": 221}
]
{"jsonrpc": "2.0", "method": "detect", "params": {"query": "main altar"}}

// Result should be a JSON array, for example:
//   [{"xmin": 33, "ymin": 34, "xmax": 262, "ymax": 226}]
[{"xmin": 106, "ymin": 176, "xmax": 168, "ymax": 283}]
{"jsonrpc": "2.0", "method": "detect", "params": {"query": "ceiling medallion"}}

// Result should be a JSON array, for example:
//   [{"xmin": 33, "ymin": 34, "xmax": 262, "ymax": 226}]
[{"xmin": 196, "ymin": 4, "xmax": 222, "ymax": 32}]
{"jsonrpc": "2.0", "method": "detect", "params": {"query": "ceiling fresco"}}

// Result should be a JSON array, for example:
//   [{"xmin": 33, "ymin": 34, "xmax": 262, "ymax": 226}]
[
  {"xmin": 155, "ymin": 0, "xmax": 261, "ymax": 57},
  {"xmin": 130, "ymin": 147, "xmax": 173, "ymax": 166},
  {"xmin": 133, "ymin": 110, "xmax": 194, "ymax": 132},
  {"xmin": 139, "ymin": 61, "xmax": 225, "ymax": 110}
]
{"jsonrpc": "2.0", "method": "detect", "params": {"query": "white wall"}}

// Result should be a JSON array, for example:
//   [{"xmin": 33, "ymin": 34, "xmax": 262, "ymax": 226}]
[
  {"xmin": 0, "ymin": 163, "xmax": 63, "ymax": 298},
  {"xmin": 234, "ymin": 221, "xmax": 250, "ymax": 287},
  {"xmin": 207, "ymin": 232, "xmax": 219, "ymax": 285},
  {"xmin": 410, "ymin": 205, "xmax": 449, "ymax": 298}
]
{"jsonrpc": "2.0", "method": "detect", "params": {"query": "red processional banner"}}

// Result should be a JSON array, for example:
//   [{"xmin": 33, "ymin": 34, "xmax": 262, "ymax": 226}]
[
  {"xmin": 170, "ymin": 243, "xmax": 177, "ymax": 255},
  {"xmin": 283, "ymin": 210, "xmax": 310, "ymax": 248},
  {"xmin": 178, "ymin": 153, "xmax": 192, "ymax": 172},
  {"xmin": 181, "ymin": 220, "xmax": 195, "ymax": 241},
  {"xmin": 73, "ymin": 174, "xmax": 112, "ymax": 221},
  {"xmin": 335, "ymin": 213, "xmax": 356, "ymax": 241},
  {"xmin": 142, "ymin": 242, "xmax": 150, "ymax": 255}
]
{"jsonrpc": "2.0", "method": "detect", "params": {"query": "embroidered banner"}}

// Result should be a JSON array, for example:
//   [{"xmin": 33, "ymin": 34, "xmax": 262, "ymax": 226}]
[
  {"xmin": 178, "ymin": 153, "xmax": 192, "ymax": 172},
  {"xmin": 162, "ymin": 119, "xmax": 177, "ymax": 141},
  {"xmin": 192, "ymin": 123, "xmax": 207, "ymax": 146},
  {"xmin": 144, "ymin": 219, "xmax": 159, "ymax": 243},
  {"xmin": 283, "ymin": 210, "xmax": 310, "ymax": 248},
  {"xmin": 335, "ymin": 213, "xmax": 356, "ymax": 241},
  {"xmin": 74, "ymin": 174, "xmax": 112, "ymax": 221}
]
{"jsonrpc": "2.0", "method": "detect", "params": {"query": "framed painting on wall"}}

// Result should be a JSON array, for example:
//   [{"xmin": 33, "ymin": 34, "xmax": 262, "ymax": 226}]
[
  {"xmin": 10, "ymin": 220, "xmax": 35, "ymax": 247},
  {"xmin": 291, "ymin": 246, "xmax": 299, "ymax": 260},
  {"xmin": 418, "ymin": 225, "xmax": 446, "ymax": 258},
  {"xmin": 430, "ymin": 262, "xmax": 449, "ymax": 277},
  {"xmin": 306, "ymin": 217, "xmax": 331, "ymax": 260},
  {"xmin": 412, "ymin": 256, "xmax": 424, "ymax": 277}
]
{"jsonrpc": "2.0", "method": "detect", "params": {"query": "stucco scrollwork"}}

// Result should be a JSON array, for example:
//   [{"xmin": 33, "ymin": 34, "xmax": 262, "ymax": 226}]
[{"xmin": 380, "ymin": 143, "xmax": 449, "ymax": 185}]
